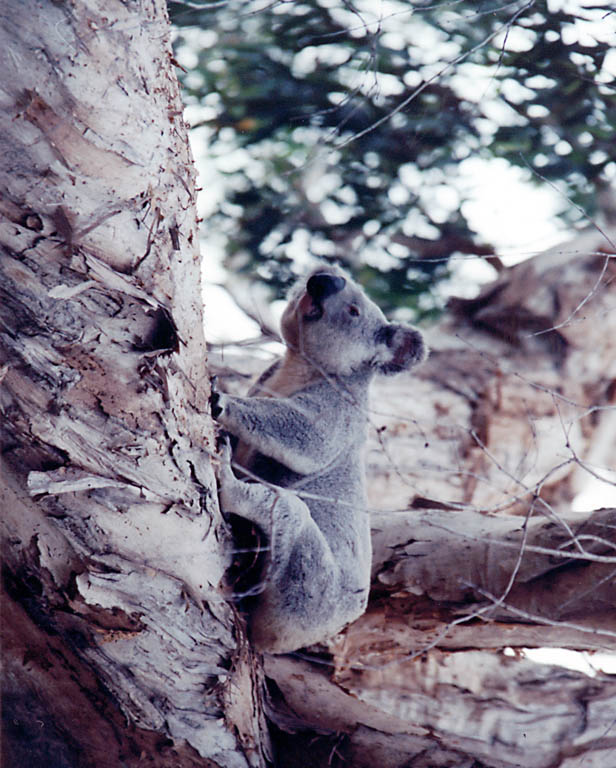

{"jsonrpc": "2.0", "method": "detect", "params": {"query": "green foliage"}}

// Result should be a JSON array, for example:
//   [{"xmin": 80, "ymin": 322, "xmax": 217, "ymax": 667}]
[{"xmin": 170, "ymin": 0, "xmax": 615, "ymax": 316}]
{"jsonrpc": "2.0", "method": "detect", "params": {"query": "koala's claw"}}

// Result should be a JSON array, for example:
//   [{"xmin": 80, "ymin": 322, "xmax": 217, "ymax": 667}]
[
  {"xmin": 216, "ymin": 436, "xmax": 240, "ymax": 510},
  {"xmin": 210, "ymin": 376, "xmax": 223, "ymax": 418},
  {"xmin": 218, "ymin": 435, "xmax": 233, "ymax": 465},
  {"xmin": 215, "ymin": 430, "xmax": 230, "ymax": 453}
]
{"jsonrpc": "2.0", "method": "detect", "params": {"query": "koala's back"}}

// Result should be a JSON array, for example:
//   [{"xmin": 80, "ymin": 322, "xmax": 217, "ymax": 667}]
[{"xmin": 248, "ymin": 351, "xmax": 323, "ymax": 399}]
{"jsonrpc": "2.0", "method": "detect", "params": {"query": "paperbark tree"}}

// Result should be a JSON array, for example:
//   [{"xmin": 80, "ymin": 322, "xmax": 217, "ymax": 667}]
[
  {"xmin": 2, "ymin": 2, "xmax": 615, "ymax": 768},
  {"xmin": 1, "ymin": 2, "xmax": 267, "ymax": 767}
]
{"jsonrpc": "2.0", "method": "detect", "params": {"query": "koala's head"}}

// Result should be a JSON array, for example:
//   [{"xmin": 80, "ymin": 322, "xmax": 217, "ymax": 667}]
[{"xmin": 280, "ymin": 265, "xmax": 428, "ymax": 377}]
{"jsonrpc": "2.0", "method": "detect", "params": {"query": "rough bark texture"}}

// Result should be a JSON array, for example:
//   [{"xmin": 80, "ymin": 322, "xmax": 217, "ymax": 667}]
[
  {"xmin": 2, "ymin": 1, "xmax": 616, "ymax": 767},
  {"xmin": 1, "ymin": 2, "xmax": 266, "ymax": 767},
  {"xmin": 211, "ymin": 235, "xmax": 616, "ymax": 767}
]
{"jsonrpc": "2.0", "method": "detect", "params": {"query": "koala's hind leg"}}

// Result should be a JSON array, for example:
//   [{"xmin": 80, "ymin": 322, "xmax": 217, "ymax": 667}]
[
  {"xmin": 216, "ymin": 441, "xmax": 287, "ymax": 529},
  {"xmin": 217, "ymin": 443, "xmax": 326, "ymax": 569},
  {"xmin": 217, "ymin": 444, "xmax": 339, "ymax": 652}
]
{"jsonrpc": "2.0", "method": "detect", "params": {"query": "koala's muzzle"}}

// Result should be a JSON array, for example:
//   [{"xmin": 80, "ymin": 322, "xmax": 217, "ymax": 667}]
[{"xmin": 303, "ymin": 272, "xmax": 347, "ymax": 321}]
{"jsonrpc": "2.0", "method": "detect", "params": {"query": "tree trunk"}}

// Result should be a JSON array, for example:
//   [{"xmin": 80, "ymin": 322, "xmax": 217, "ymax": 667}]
[{"xmin": 0, "ymin": 2, "xmax": 267, "ymax": 767}]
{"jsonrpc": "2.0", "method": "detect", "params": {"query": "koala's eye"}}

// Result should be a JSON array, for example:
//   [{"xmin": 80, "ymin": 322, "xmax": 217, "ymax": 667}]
[{"xmin": 348, "ymin": 304, "xmax": 360, "ymax": 317}]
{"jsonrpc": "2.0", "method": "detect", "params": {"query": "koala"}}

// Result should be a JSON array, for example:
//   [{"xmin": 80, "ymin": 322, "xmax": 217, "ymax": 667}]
[{"xmin": 212, "ymin": 265, "xmax": 427, "ymax": 653}]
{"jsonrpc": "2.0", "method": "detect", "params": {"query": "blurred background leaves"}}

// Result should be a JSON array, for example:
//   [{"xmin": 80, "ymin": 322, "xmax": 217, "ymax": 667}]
[{"xmin": 169, "ymin": 0, "xmax": 615, "ymax": 320}]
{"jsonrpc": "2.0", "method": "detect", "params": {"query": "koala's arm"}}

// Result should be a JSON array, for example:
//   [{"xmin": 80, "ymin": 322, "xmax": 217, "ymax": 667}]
[{"xmin": 213, "ymin": 391, "xmax": 347, "ymax": 475}]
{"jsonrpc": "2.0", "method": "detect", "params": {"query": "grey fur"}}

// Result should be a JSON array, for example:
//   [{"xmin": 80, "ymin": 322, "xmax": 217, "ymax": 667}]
[{"xmin": 213, "ymin": 265, "xmax": 427, "ymax": 653}]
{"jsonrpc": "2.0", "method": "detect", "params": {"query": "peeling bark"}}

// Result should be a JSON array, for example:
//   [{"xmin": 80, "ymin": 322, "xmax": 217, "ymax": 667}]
[
  {"xmin": 1, "ymin": 2, "xmax": 266, "ymax": 766},
  {"xmin": 265, "ymin": 650, "xmax": 616, "ymax": 768},
  {"xmin": 2, "ymin": 1, "xmax": 616, "ymax": 767}
]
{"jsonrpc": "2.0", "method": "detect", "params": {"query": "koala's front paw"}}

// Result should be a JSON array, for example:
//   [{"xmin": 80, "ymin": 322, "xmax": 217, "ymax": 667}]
[
  {"xmin": 216, "ymin": 436, "xmax": 241, "ymax": 509},
  {"xmin": 217, "ymin": 434, "xmax": 233, "ymax": 467},
  {"xmin": 209, "ymin": 376, "xmax": 226, "ymax": 419}
]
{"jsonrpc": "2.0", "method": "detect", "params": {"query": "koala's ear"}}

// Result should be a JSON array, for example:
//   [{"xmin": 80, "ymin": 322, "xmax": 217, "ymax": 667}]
[{"xmin": 374, "ymin": 324, "xmax": 427, "ymax": 375}]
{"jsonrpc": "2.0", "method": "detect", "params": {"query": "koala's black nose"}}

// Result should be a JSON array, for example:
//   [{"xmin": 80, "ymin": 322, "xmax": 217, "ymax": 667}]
[{"xmin": 306, "ymin": 272, "xmax": 346, "ymax": 301}]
